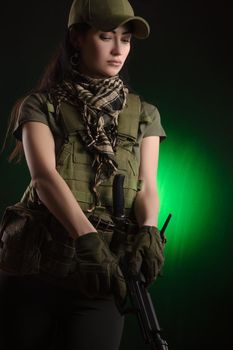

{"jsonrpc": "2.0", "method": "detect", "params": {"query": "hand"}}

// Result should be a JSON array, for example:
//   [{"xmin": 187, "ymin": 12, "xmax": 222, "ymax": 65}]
[
  {"xmin": 128, "ymin": 226, "xmax": 165, "ymax": 285},
  {"xmin": 75, "ymin": 232, "xmax": 127, "ymax": 303}
]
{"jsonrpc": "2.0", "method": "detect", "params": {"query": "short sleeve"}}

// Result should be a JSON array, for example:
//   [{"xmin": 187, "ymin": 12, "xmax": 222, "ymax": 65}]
[
  {"xmin": 140, "ymin": 101, "xmax": 166, "ymax": 141},
  {"xmin": 13, "ymin": 93, "xmax": 50, "ymax": 141}
]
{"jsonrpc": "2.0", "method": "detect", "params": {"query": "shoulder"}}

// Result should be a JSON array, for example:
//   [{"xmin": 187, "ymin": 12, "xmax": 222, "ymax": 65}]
[
  {"xmin": 126, "ymin": 93, "xmax": 160, "ymax": 122},
  {"xmin": 15, "ymin": 91, "xmax": 51, "ymax": 119},
  {"xmin": 13, "ymin": 92, "xmax": 52, "ymax": 141},
  {"xmin": 137, "ymin": 96, "xmax": 166, "ymax": 140},
  {"xmin": 140, "ymin": 100, "xmax": 161, "ymax": 124},
  {"xmin": 21, "ymin": 92, "xmax": 48, "ymax": 108}
]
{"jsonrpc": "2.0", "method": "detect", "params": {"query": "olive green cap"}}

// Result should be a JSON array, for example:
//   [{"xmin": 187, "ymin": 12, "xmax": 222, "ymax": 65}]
[{"xmin": 68, "ymin": 0, "xmax": 150, "ymax": 39}]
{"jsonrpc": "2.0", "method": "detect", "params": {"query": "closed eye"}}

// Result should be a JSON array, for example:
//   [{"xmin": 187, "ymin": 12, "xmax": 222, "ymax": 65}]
[
  {"xmin": 100, "ymin": 34, "xmax": 112, "ymax": 41},
  {"xmin": 122, "ymin": 34, "xmax": 132, "ymax": 43}
]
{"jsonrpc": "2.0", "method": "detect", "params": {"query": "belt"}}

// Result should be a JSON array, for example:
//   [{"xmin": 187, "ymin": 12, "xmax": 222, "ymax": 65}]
[
  {"xmin": 89, "ymin": 215, "xmax": 115, "ymax": 232},
  {"xmin": 89, "ymin": 215, "xmax": 138, "ymax": 235}
]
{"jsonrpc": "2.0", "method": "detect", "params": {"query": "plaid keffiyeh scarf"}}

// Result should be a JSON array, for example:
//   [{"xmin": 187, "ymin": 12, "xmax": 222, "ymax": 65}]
[{"xmin": 51, "ymin": 72, "xmax": 128, "ymax": 210}]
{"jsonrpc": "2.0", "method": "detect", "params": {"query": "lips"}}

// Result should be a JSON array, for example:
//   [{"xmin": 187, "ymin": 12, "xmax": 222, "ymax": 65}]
[{"xmin": 107, "ymin": 60, "xmax": 122, "ymax": 65}]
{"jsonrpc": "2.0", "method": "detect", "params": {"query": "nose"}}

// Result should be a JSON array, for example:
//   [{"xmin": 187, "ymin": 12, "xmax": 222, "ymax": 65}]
[{"xmin": 111, "ymin": 38, "xmax": 122, "ymax": 56}]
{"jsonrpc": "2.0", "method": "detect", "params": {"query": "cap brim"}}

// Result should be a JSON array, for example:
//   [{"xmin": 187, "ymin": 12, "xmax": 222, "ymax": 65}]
[{"xmin": 90, "ymin": 15, "xmax": 150, "ymax": 39}]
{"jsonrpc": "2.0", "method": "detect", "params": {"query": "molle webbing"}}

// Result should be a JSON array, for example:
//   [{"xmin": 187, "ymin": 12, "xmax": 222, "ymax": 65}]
[{"xmin": 54, "ymin": 94, "xmax": 141, "ymax": 217}]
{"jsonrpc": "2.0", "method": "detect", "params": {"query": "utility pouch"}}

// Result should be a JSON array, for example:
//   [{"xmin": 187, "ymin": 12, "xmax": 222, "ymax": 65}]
[
  {"xmin": 39, "ymin": 216, "xmax": 77, "ymax": 277},
  {"xmin": 0, "ymin": 203, "xmax": 78, "ymax": 278},
  {"xmin": 0, "ymin": 202, "xmax": 47, "ymax": 274}
]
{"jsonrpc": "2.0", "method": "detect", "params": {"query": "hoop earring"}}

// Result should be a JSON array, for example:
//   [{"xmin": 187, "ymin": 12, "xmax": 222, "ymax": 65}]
[{"xmin": 70, "ymin": 51, "xmax": 80, "ymax": 67}]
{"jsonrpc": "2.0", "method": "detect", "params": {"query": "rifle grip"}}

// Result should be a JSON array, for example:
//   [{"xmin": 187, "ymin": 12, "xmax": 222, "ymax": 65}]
[{"xmin": 113, "ymin": 174, "xmax": 125, "ymax": 218}]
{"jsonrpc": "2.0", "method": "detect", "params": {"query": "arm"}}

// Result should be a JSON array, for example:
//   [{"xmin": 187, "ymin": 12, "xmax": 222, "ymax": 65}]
[
  {"xmin": 22, "ymin": 121, "xmax": 97, "ymax": 238},
  {"xmin": 134, "ymin": 136, "xmax": 160, "ymax": 227}
]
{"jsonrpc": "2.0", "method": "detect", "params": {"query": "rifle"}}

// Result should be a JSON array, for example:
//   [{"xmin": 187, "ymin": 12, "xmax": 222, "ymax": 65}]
[{"xmin": 112, "ymin": 174, "xmax": 171, "ymax": 350}]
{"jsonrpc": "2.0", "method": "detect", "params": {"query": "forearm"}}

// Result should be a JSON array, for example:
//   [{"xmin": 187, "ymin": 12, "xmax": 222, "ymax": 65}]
[
  {"xmin": 32, "ymin": 169, "xmax": 97, "ymax": 238},
  {"xmin": 134, "ymin": 188, "xmax": 160, "ymax": 228}
]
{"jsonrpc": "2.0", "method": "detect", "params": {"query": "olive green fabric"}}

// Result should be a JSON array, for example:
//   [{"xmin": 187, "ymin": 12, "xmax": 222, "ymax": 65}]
[
  {"xmin": 1, "ymin": 93, "xmax": 166, "ymax": 284},
  {"xmin": 13, "ymin": 92, "xmax": 166, "ymax": 157},
  {"xmin": 0, "ymin": 202, "xmax": 48, "ymax": 274},
  {"xmin": 0, "ymin": 202, "xmax": 126, "ymax": 303},
  {"xmin": 68, "ymin": 0, "xmax": 150, "ymax": 39},
  {"xmin": 128, "ymin": 226, "xmax": 165, "ymax": 286},
  {"xmin": 75, "ymin": 232, "xmax": 127, "ymax": 303},
  {"xmin": 13, "ymin": 92, "xmax": 166, "ymax": 215},
  {"xmin": 15, "ymin": 93, "xmax": 165, "ymax": 220},
  {"xmin": 13, "ymin": 94, "xmax": 64, "ymax": 156},
  {"xmin": 54, "ymin": 93, "xmax": 141, "ymax": 217}
]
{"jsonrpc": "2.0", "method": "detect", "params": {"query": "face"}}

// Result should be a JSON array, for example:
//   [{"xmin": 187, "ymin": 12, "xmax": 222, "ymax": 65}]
[{"xmin": 73, "ymin": 24, "xmax": 132, "ymax": 78}]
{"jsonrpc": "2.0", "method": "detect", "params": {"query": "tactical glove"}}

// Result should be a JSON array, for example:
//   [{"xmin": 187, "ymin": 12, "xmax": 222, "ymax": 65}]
[
  {"xmin": 75, "ymin": 232, "xmax": 127, "ymax": 303},
  {"xmin": 128, "ymin": 226, "xmax": 165, "ymax": 285}
]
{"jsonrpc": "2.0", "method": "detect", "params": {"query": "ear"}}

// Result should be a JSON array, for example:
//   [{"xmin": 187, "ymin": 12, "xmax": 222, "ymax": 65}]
[{"xmin": 69, "ymin": 27, "xmax": 83, "ymax": 49}]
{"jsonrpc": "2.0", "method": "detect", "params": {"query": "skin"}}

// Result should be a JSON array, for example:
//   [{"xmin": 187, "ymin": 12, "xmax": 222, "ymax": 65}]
[
  {"xmin": 70, "ymin": 25, "xmax": 132, "ymax": 78},
  {"xmin": 21, "ymin": 24, "xmax": 160, "ymax": 239}
]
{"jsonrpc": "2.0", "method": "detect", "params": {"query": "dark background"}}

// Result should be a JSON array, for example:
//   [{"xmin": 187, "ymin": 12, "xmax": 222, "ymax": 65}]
[{"xmin": 0, "ymin": 1, "xmax": 232, "ymax": 349}]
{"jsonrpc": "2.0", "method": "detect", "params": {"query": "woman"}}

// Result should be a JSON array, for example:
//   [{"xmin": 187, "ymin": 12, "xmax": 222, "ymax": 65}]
[{"xmin": 0, "ymin": 0, "xmax": 166, "ymax": 349}]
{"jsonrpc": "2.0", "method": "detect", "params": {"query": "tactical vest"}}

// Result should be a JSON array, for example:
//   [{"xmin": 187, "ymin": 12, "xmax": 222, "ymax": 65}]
[
  {"xmin": 58, "ymin": 93, "xmax": 141, "ymax": 218},
  {"xmin": 0, "ymin": 94, "xmax": 143, "ymax": 277},
  {"xmin": 22, "ymin": 93, "xmax": 142, "ymax": 221}
]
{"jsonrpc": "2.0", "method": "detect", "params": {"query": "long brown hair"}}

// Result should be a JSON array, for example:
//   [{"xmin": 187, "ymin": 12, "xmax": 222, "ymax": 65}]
[
  {"xmin": 3, "ymin": 24, "xmax": 88, "ymax": 162},
  {"xmin": 3, "ymin": 23, "xmax": 132, "ymax": 162}
]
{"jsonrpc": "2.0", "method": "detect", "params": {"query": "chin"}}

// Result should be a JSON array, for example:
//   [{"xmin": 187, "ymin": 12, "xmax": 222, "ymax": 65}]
[
  {"xmin": 101, "ymin": 67, "xmax": 121, "ymax": 78},
  {"xmin": 88, "ymin": 68, "xmax": 121, "ymax": 79}
]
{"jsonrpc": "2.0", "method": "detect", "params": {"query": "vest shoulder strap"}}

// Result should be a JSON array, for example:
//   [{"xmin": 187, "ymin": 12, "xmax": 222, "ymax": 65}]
[{"xmin": 118, "ymin": 94, "xmax": 141, "ymax": 139}]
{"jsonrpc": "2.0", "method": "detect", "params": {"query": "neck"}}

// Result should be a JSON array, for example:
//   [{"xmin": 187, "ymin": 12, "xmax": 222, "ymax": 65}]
[{"xmin": 71, "ymin": 69, "xmax": 120, "ymax": 83}]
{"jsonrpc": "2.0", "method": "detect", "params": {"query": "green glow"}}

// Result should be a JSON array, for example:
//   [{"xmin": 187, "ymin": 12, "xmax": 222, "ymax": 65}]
[{"xmin": 157, "ymin": 133, "xmax": 224, "ymax": 262}]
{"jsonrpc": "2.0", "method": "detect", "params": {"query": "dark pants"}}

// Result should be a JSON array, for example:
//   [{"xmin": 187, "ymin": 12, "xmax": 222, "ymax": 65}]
[{"xmin": 0, "ymin": 273, "xmax": 124, "ymax": 350}]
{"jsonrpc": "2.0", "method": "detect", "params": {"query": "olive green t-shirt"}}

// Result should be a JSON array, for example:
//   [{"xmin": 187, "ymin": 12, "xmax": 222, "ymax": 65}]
[{"xmin": 13, "ymin": 93, "xmax": 166, "ymax": 152}]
